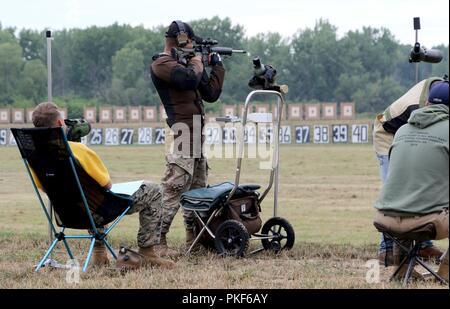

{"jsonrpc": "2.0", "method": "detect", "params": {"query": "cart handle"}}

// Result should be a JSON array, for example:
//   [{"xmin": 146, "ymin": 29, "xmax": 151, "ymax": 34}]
[{"xmin": 226, "ymin": 90, "xmax": 284, "ymax": 214}]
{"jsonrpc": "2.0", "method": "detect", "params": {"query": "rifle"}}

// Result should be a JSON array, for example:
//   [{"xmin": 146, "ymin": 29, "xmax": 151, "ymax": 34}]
[{"xmin": 172, "ymin": 38, "xmax": 246, "ymax": 67}]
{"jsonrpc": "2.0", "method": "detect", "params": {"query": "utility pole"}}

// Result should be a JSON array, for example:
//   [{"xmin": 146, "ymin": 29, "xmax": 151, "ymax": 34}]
[{"xmin": 46, "ymin": 30, "xmax": 54, "ymax": 243}]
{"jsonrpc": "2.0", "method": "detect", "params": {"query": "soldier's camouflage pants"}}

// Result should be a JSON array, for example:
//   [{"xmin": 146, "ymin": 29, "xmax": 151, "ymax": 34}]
[
  {"xmin": 127, "ymin": 181, "xmax": 163, "ymax": 248},
  {"xmin": 93, "ymin": 181, "xmax": 163, "ymax": 248},
  {"xmin": 160, "ymin": 154, "xmax": 208, "ymax": 234}
]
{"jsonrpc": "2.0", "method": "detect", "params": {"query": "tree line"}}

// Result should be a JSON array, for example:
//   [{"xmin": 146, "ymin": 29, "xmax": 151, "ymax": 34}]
[{"xmin": 0, "ymin": 17, "xmax": 448, "ymax": 118}]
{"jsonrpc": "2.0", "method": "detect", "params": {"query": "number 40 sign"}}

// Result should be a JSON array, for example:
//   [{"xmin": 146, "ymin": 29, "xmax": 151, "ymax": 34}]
[{"xmin": 352, "ymin": 125, "xmax": 369, "ymax": 143}]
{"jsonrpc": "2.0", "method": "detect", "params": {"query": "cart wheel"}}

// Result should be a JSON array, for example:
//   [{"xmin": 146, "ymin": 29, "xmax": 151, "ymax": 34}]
[
  {"xmin": 261, "ymin": 217, "xmax": 295, "ymax": 252},
  {"xmin": 214, "ymin": 220, "xmax": 249, "ymax": 257}
]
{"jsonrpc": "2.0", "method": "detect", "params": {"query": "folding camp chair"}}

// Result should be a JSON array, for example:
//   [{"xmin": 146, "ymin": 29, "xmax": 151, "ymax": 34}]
[
  {"xmin": 11, "ymin": 127, "xmax": 133, "ymax": 272},
  {"xmin": 374, "ymin": 222, "xmax": 448, "ymax": 286}
]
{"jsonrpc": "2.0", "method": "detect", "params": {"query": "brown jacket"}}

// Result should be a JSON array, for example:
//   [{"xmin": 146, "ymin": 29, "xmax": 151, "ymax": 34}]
[{"xmin": 150, "ymin": 54, "xmax": 225, "ymax": 129}]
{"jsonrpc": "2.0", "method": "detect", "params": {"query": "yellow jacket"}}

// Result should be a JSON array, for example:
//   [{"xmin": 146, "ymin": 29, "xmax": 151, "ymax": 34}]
[{"xmin": 31, "ymin": 142, "xmax": 111, "ymax": 189}]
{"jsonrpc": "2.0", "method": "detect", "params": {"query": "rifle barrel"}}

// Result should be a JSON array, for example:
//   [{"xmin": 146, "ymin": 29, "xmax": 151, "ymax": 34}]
[
  {"xmin": 178, "ymin": 47, "xmax": 247, "ymax": 57},
  {"xmin": 211, "ymin": 47, "xmax": 246, "ymax": 55}
]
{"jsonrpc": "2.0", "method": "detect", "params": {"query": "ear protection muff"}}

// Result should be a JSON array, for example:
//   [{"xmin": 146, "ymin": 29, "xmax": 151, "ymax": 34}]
[{"xmin": 174, "ymin": 20, "xmax": 188, "ymax": 47}]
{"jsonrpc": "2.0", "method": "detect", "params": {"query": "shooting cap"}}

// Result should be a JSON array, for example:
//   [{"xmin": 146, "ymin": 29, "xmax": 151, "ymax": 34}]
[
  {"xmin": 165, "ymin": 21, "xmax": 202, "ymax": 44},
  {"xmin": 428, "ymin": 81, "xmax": 449, "ymax": 106}
]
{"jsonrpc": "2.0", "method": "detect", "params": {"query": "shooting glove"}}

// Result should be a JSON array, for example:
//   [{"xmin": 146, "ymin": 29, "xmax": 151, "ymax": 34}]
[{"xmin": 209, "ymin": 52, "xmax": 222, "ymax": 66}]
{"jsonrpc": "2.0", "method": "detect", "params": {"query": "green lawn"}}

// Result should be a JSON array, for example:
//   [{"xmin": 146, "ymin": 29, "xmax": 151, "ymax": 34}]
[{"xmin": 0, "ymin": 145, "xmax": 446, "ymax": 288}]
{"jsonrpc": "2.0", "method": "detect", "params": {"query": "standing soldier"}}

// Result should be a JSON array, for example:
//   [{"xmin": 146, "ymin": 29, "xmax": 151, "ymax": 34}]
[{"xmin": 150, "ymin": 20, "xmax": 225, "ymax": 256}]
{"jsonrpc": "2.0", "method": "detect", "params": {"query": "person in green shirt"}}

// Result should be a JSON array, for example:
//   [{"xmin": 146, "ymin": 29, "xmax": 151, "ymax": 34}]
[
  {"xmin": 374, "ymin": 80, "xmax": 449, "ymax": 281},
  {"xmin": 373, "ymin": 77, "xmax": 444, "ymax": 265}
]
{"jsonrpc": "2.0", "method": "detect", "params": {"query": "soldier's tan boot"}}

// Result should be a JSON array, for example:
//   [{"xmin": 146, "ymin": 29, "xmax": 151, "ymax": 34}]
[
  {"xmin": 437, "ymin": 251, "xmax": 449, "ymax": 282},
  {"xmin": 90, "ymin": 242, "xmax": 110, "ymax": 267},
  {"xmin": 155, "ymin": 234, "xmax": 180, "ymax": 258},
  {"xmin": 138, "ymin": 246, "xmax": 176, "ymax": 269}
]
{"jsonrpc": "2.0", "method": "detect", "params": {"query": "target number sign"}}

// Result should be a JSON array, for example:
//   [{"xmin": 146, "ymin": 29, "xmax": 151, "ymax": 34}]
[
  {"xmin": 120, "ymin": 129, "xmax": 134, "ymax": 145},
  {"xmin": 352, "ymin": 125, "xmax": 369, "ymax": 143},
  {"xmin": 105, "ymin": 128, "xmax": 119, "ymax": 146},
  {"xmin": 0, "ymin": 129, "xmax": 7, "ymax": 146},
  {"xmin": 295, "ymin": 126, "xmax": 310, "ymax": 144},
  {"xmin": 313, "ymin": 125, "xmax": 329, "ymax": 144},
  {"xmin": 155, "ymin": 128, "xmax": 165, "ymax": 144},
  {"xmin": 138, "ymin": 128, "xmax": 153, "ymax": 145},
  {"xmin": 205, "ymin": 126, "xmax": 221, "ymax": 145},
  {"xmin": 89, "ymin": 128, "xmax": 103, "ymax": 145},
  {"xmin": 332, "ymin": 125, "xmax": 348, "ymax": 143}
]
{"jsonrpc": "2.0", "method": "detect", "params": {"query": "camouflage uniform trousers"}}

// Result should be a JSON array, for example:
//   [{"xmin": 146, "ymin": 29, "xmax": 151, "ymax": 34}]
[
  {"xmin": 93, "ymin": 181, "xmax": 163, "ymax": 248},
  {"xmin": 160, "ymin": 154, "xmax": 208, "ymax": 234},
  {"xmin": 126, "ymin": 181, "xmax": 163, "ymax": 248}
]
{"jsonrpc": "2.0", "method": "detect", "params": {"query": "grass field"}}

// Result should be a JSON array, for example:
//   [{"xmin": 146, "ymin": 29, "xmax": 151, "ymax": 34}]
[{"xmin": 0, "ymin": 145, "xmax": 446, "ymax": 288}]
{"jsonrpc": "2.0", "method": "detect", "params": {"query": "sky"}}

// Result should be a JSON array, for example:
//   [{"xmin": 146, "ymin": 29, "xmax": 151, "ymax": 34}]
[{"xmin": 0, "ymin": 0, "xmax": 448, "ymax": 48}]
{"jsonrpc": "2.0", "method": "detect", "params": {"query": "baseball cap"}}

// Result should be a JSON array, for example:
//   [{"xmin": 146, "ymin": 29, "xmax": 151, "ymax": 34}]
[
  {"xmin": 428, "ymin": 81, "xmax": 449, "ymax": 105},
  {"xmin": 165, "ymin": 21, "xmax": 202, "ymax": 43}
]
